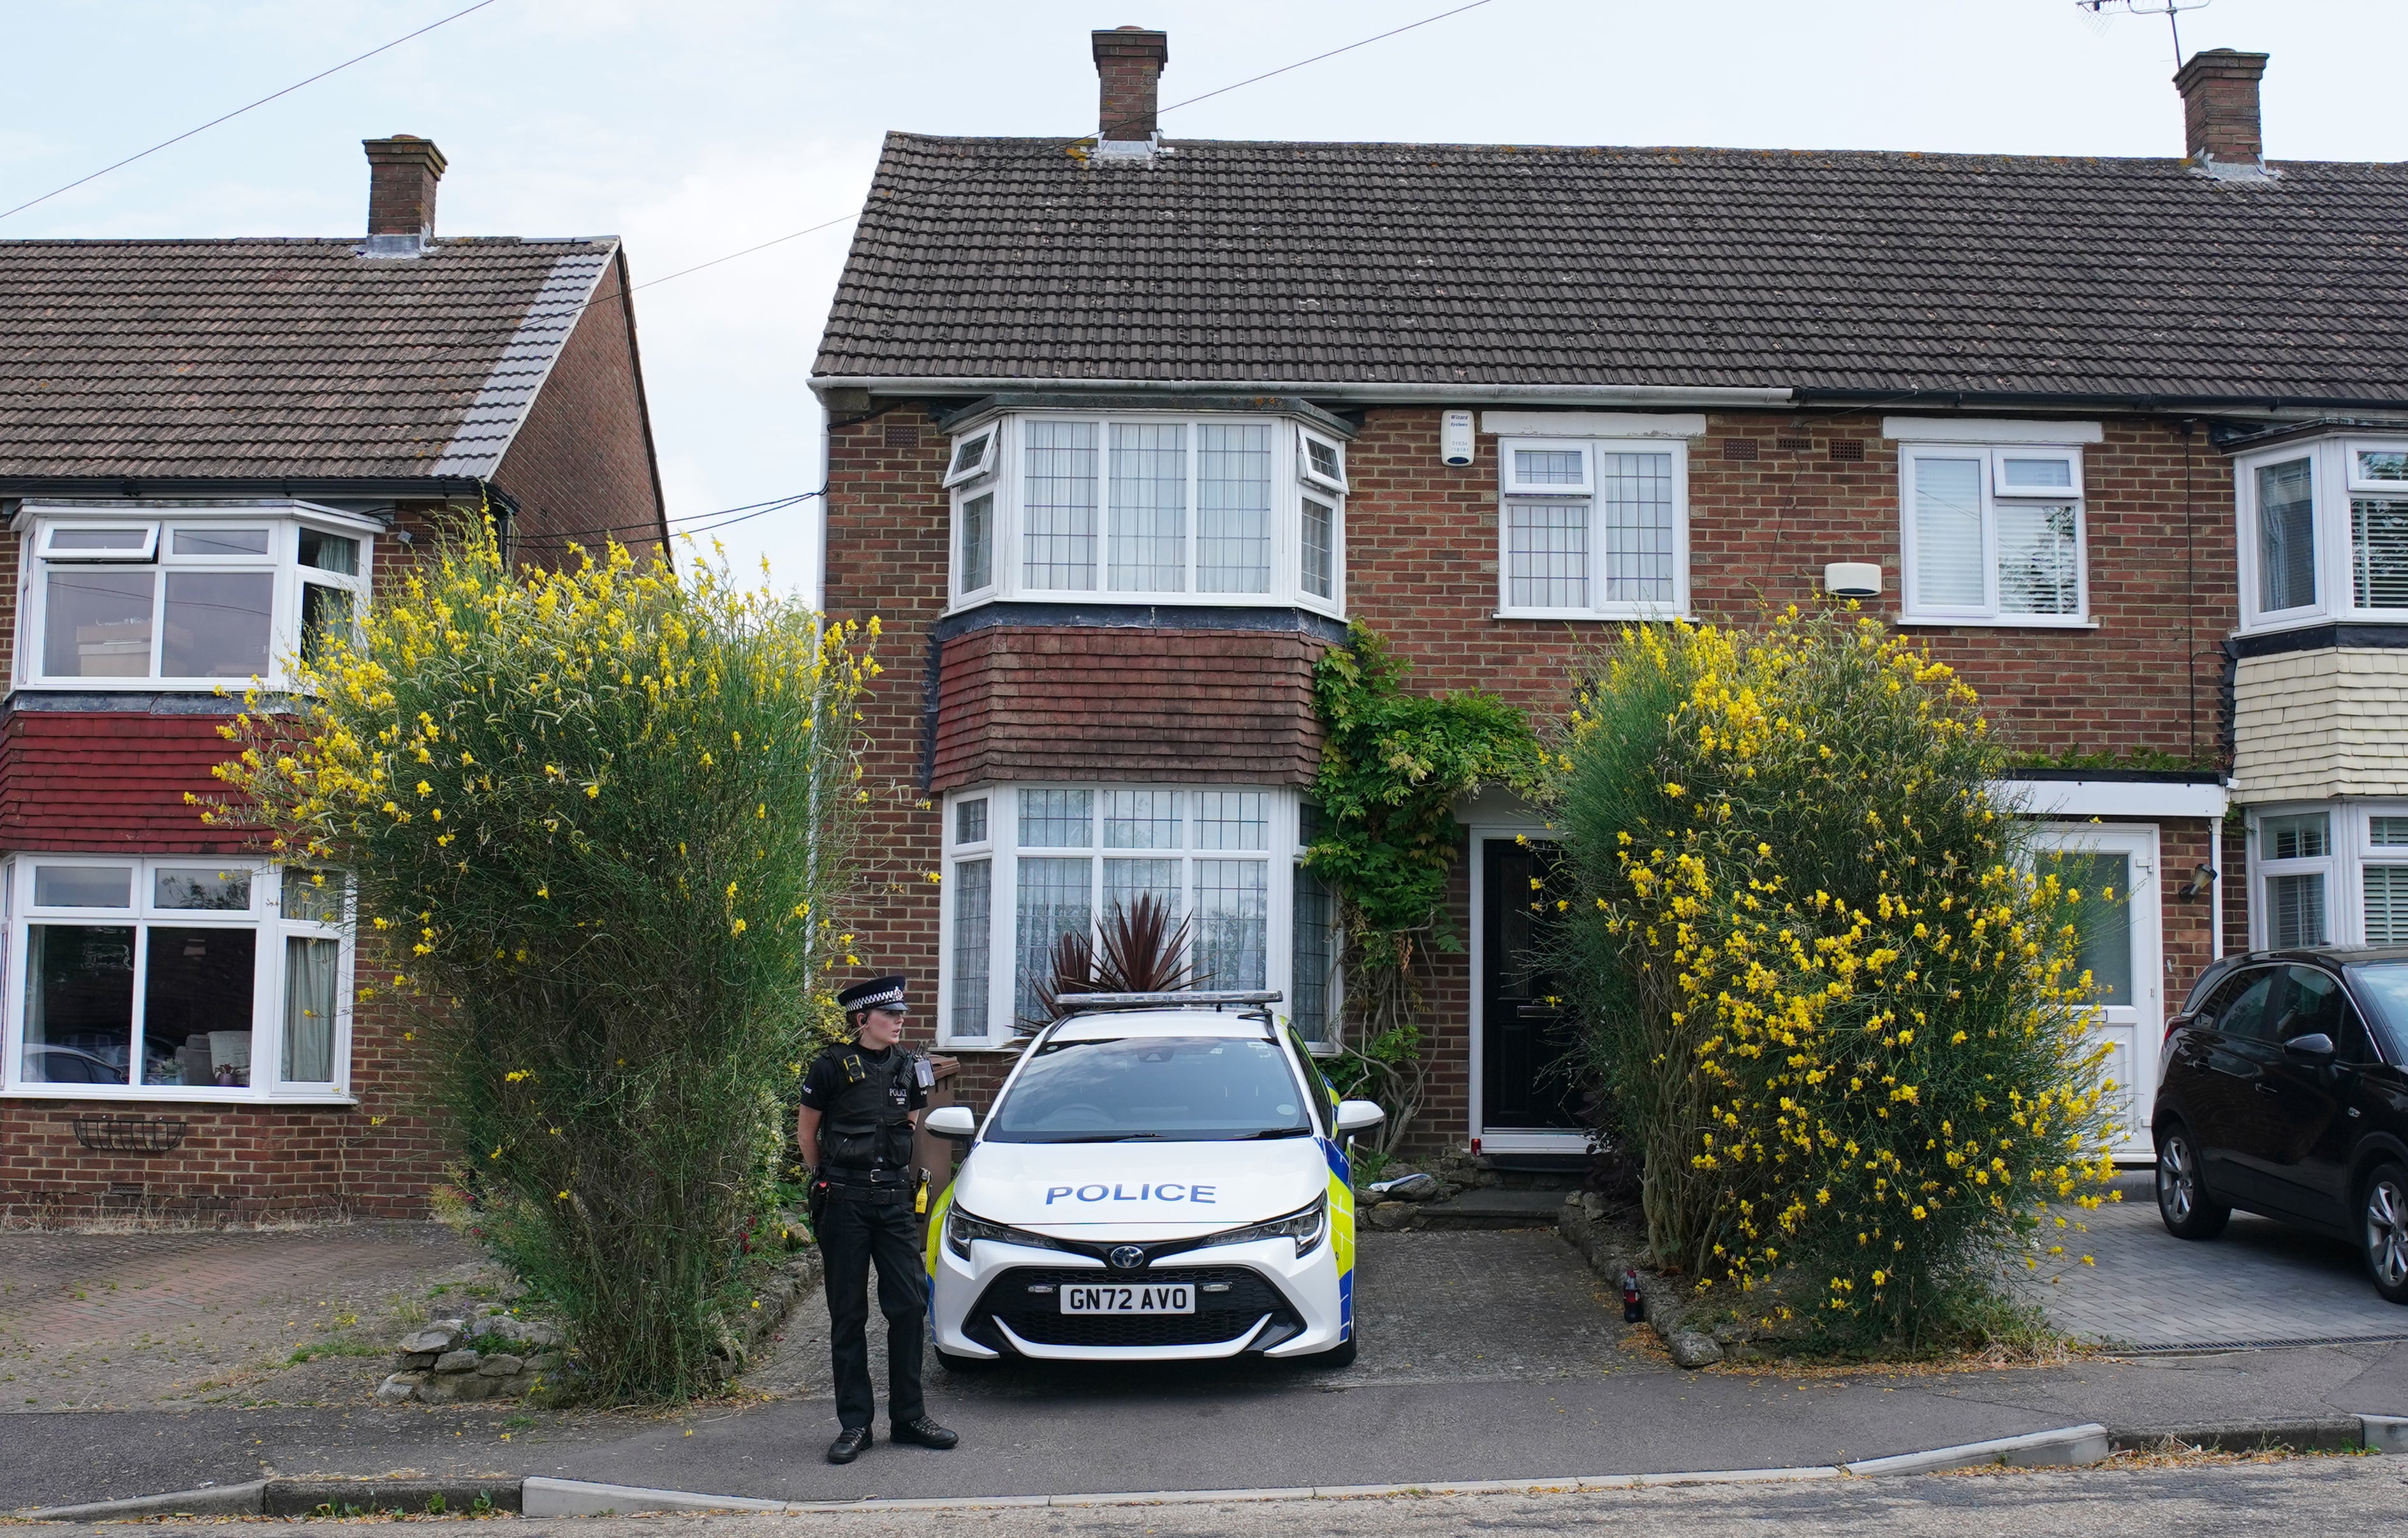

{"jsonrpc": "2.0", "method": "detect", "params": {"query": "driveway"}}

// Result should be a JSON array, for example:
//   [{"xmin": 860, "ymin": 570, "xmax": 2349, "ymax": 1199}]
[{"xmin": 2035, "ymin": 1173, "xmax": 2408, "ymax": 1349}]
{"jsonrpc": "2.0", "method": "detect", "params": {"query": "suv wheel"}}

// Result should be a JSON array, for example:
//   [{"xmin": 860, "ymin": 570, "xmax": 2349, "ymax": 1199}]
[
  {"xmin": 2362, "ymin": 1164, "xmax": 2408, "ymax": 1305},
  {"xmin": 2155, "ymin": 1125, "xmax": 2229, "ymax": 1240}
]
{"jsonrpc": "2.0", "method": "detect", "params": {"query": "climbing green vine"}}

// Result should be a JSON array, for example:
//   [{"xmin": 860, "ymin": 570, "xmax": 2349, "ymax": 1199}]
[{"xmin": 1303, "ymin": 626, "xmax": 1544, "ymax": 1151}]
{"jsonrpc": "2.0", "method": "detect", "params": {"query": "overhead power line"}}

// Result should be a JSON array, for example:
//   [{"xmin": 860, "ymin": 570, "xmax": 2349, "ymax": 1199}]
[
  {"xmin": 0, "ymin": 0, "xmax": 505, "ymax": 225},
  {"xmin": 579, "ymin": 0, "xmax": 1502, "ymax": 311}
]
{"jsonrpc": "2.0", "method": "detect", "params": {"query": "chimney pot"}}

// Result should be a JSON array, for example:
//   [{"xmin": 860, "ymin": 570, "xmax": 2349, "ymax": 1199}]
[
  {"xmin": 1092, "ymin": 27, "xmax": 1168, "ymax": 148},
  {"xmin": 362, "ymin": 135, "xmax": 447, "ymax": 254},
  {"xmin": 2173, "ymin": 48, "xmax": 2269, "ymax": 172}
]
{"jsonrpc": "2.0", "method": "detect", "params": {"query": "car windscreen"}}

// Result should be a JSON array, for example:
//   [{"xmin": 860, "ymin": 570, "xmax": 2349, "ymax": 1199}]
[
  {"xmin": 984, "ymin": 1035, "xmax": 1312, "ymax": 1143},
  {"xmin": 2347, "ymin": 961, "xmax": 2408, "ymax": 1060}
]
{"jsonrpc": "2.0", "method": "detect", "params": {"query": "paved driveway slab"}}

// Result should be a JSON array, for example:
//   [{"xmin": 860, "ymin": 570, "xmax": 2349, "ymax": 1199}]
[{"xmin": 2035, "ymin": 1173, "xmax": 2408, "ymax": 1349}]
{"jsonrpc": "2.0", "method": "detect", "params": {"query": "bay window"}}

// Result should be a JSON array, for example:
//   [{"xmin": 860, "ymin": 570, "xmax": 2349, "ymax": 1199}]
[
  {"xmin": 1495, "ymin": 437, "xmax": 1689, "ymax": 619},
  {"xmin": 16, "ymin": 502, "xmax": 374, "ymax": 689},
  {"xmin": 2236, "ymin": 437, "xmax": 2408, "ymax": 633},
  {"xmin": 1898, "ymin": 445, "xmax": 2088, "ymax": 624},
  {"xmin": 2245, "ymin": 803, "xmax": 2408, "ymax": 949},
  {"xmin": 937, "ymin": 784, "xmax": 1339, "ymax": 1046},
  {"xmin": 4, "ymin": 856, "xmax": 354, "ymax": 1101},
  {"xmin": 945, "ymin": 414, "xmax": 1346, "ymax": 612}
]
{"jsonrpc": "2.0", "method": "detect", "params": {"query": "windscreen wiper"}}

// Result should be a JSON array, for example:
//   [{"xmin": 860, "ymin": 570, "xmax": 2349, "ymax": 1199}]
[
  {"xmin": 1235, "ymin": 1127, "xmax": 1313, "ymax": 1139},
  {"xmin": 1050, "ymin": 1132, "xmax": 1164, "ymax": 1142}
]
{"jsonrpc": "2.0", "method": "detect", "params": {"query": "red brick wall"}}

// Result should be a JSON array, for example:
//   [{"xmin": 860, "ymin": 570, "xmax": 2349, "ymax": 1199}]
[
  {"xmin": 494, "ymin": 249, "xmax": 668, "ymax": 565},
  {"xmin": 1342, "ymin": 409, "xmax": 2233, "ymax": 765},
  {"xmin": 821, "ymin": 401, "xmax": 2242, "ymax": 1150},
  {"xmin": 933, "ymin": 627, "xmax": 1322, "ymax": 791}
]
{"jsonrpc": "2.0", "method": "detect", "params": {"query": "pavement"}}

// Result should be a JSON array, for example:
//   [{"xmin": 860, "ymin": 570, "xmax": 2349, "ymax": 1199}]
[{"xmin": 11, "ymin": 1191, "xmax": 2408, "ymax": 1515}]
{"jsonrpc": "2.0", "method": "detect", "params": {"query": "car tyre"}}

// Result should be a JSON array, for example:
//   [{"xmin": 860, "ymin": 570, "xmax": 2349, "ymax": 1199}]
[
  {"xmin": 934, "ymin": 1347, "xmax": 996, "ymax": 1373},
  {"xmin": 2361, "ymin": 1164, "xmax": 2408, "ymax": 1305},
  {"xmin": 2155, "ymin": 1125, "xmax": 2229, "ymax": 1240}
]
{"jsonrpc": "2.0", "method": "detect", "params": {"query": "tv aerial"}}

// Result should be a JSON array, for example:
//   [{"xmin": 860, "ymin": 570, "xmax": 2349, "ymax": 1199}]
[{"xmin": 2075, "ymin": 0, "xmax": 2209, "ymax": 64}]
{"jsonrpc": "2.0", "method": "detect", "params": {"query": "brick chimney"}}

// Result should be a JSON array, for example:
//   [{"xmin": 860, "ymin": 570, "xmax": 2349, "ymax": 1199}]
[
  {"xmin": 2174, "ymin": 49, "xmax": 2269, "ymax": 174},
  {"xmin": 1092, "ymin": 26, "xmax": 1168, "ymax": 152},
  {"xmin": 361, "ymin": 135, "xmax": 446, "ymax": 256}
]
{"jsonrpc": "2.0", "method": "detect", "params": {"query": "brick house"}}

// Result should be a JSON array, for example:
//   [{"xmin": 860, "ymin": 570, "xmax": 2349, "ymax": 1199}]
[
  {"xmin": 813, "ymin": 31, "xmax": 2407, "ymax": 1164},
  {"xmin": 0, "ymin": 136, "xmax": 666, "ymax": 1217}
]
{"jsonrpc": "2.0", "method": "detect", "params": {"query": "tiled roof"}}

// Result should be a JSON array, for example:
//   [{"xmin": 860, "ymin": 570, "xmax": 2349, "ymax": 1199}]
[
  {"xmin": 0, "ymin": 237, "xmax": 616, "ymax": 481},
  {"xmin": 815, "ymin": 136, "xmax": 2408, "ymax": 406}
]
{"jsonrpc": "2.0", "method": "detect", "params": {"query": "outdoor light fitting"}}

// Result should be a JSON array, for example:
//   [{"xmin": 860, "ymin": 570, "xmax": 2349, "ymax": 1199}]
[{"xmin": 1824, "ymin": 561, "xmax": 1883, "ymax": 599}]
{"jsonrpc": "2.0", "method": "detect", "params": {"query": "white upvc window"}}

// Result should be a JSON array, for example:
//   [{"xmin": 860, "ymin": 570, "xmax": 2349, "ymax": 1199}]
[
  {"xmin": 2, "ymin": 856, "xmax": 355, "ymax": 1102},
  {"xmin": 936, "ymin": 784, "xmax": 1339, "ymax": 1048},
  {"xmin": 1898, "ymin": 445, "xmax": 2089, "ymax": 625},
  {"xmin": 2243, "ymin": 802, "xmax": 2408, "ymax": 949},
  {"xmin": 15, "ymin": 501, "xmax": 375, "ymax": 691},
  {"xmin": 943, "ymin": 413, "xmax": 1345, "ymax": 614},
  {"xmin": 1495, "ymin": 437, "xmax": 1689, "ymax": 620},
  {"xmin": 2236, "ymin": 437, "xmax": 2408, "ymax": 634}
]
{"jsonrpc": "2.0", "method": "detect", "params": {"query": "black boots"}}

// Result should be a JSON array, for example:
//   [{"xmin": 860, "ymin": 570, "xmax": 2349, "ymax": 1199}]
[
  {"xmin": 890, "ymin": 1416, "xmax": 959, "ymax": 1450},
  {"xmin": 826, "ymin": 1426, "xmax": 873, "ymax": 1463}
]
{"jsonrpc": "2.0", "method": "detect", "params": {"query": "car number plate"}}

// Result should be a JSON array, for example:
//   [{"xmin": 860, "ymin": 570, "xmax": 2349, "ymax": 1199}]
[{"xmin": 1060, "ymin": 1283, "xmax": 1194, "ymax": 1314}]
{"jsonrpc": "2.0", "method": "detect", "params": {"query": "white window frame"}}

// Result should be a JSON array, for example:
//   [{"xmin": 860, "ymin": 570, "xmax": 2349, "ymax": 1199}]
[
  {"xmin": 2234, "ymin": 436, "xmax": 2408, "ymax": 635},
  {"xmin": 942, "ymin": 427, "xmax": 997, "ymax": 488},
  {"xmin": 1, "ymin": 855, "xmax": 356, "ymax": 1104},
  {"xmin": 941, "ymin": 412, "xmax": 1346, "ymax": 617},
  {"xmin": 935, "ymin": 784, "xmax": 1315, "ymax": 1049},
  {"xmin": 1896, "ymin": 444, "xmax": 2092, "ymax": 627},
  {"xmin": 13, "ymin": 501, "xmax": 377, "ymax": 692},
  {"xmin": 2247, "ymin": 800, "xmax": 2408, "ymax": 949},
  {"xmin": 1494, "ymin": 436, "xmax": 1691, "ymax": 621}
]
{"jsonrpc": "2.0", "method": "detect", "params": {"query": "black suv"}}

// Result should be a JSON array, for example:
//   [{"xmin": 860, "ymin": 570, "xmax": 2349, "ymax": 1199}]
[{"xmin": 2153, "ymin": 947, "xmax": 2408, "ymax": 1301}]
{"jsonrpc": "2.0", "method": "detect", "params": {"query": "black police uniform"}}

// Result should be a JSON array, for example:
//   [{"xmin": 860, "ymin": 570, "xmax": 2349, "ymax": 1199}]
[{"xmin": 799, "ymin": 1023, "xmax": 932, "ymax": 1437}]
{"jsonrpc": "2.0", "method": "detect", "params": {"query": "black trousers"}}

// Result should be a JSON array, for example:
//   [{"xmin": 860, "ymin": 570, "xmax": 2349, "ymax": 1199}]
[{"xmin": 818, "ymin": 1189, "xmax": 927, "ymax": 1431}]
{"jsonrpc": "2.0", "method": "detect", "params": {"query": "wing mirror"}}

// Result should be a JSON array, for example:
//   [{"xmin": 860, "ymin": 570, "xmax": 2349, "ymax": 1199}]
[
  {"xmin": 922, "ymin": 1105, "xmax": 978, "ymax": 1140},
  {"xmin": 1335, "ymin": 1099, "xmax": 1385, "ymax": 1136},
  {"xmin": 2284, "ymin": 1032, "xmax": 2337, "ymax": 1064}
]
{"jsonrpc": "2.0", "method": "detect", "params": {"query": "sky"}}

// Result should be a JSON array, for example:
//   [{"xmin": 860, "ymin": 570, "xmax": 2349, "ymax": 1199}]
[{"xmin": 5, "ymin": 0, "xmax": 2404, "ymax": 604}]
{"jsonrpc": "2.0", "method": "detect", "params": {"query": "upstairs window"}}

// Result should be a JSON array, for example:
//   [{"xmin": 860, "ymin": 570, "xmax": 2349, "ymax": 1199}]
[
  {"xmin": 1495, "ymin": 438, "xmax": 1689, "ymax": 619},
  {"xmin": 944, "ymin": 413, "xmax": 1344, "ymax": 612},
  {"xmin": 1899, "ymin": 446, "xmax": 2087, "ymax": 624},
  {"xmin": 2237, "ymin": 438, "xmax": 2408, "ymax": 633},
  {"xmin": 18, "ymin": 505, "xmax": 374, "ymax": 689}
]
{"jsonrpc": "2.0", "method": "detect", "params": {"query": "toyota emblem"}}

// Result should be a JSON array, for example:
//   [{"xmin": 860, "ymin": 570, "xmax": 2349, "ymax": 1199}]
[{"xmin": 1108, "ymin": 1245, "xmax": 1147, "ymax": 1271}]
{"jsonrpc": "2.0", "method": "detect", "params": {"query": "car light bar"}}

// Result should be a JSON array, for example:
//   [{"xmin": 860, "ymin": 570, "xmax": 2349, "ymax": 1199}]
[{"xmin": 1052, "ymin": 991, "xmax": 1284, "ymax": 1008}]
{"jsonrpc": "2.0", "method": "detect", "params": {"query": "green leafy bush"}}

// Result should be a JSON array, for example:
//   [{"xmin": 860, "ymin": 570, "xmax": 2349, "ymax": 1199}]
[
  {"xmin": 1553, "ymin": 610, "xmax": 2117, "ymax": 1347},
  {"xmin": 1305, "ymin": 626, "xmax": 1543, "ymax": 1148},
  {"xmin": 216, "ymin": 525, "xmax": 873, "ymax": 1400}
]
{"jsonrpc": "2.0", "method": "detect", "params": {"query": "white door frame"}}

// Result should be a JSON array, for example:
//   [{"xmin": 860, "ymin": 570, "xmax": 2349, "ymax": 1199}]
[
  {"xmin": 2032, "ymin": 821, "xmax": 2164, "ymax": 1162},
  {"xmin": 1463, "ymin": 801, "xmax": 1585, "ymax": 1155}
]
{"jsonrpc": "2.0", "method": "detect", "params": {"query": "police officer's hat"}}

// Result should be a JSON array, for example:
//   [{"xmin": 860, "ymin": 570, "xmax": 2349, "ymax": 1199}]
[{"xmin": 837, "ymin": 976, "xmax": 909, "ymax": 1015}]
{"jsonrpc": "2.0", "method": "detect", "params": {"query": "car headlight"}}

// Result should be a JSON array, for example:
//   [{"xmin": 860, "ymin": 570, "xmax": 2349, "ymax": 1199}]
[
  {"xmin": 1200, "ymin": 1193, "xmax": 1328, "ymax": 1258},
  {"xmin": 943, "ymin": 1205, "xmax": 1066, "ymax": 1261}
]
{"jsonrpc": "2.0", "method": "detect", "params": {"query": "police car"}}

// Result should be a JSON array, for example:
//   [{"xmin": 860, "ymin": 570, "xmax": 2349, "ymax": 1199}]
[{"xmin": 921, "ymin": 992, "xmax": 1383, "ymax": 1369}]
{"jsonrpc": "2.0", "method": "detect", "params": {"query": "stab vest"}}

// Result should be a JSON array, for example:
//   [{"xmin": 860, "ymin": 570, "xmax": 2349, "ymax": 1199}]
[{"xmin": 819, "ymin": 1046, "xmax": 916, "ymax": 1175}]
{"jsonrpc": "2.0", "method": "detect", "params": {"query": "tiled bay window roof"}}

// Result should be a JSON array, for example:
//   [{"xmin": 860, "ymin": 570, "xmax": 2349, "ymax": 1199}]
[
  {"xmin": 0, "ymin": 237, "xmax": 617, "ymax": 480},
  {"xmin": 815, "ymin": 135, "xmax": 2408, "ymax": 407}
]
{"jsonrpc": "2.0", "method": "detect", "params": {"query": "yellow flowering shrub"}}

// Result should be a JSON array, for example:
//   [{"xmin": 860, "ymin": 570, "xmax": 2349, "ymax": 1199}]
[
  {"xmin": 210, "ymin": 523, "xmax": 874, "ymax": 1400},
  {"xmin": 1554, "ymin": 610, "xmax": 2117, "ymax": 1348}
]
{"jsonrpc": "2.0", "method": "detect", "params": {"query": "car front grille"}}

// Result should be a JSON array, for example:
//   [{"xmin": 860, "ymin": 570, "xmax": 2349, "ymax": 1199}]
[{"xmin": 967, "ymin": 1264, "xmax": 1299, "ymax": 1351}]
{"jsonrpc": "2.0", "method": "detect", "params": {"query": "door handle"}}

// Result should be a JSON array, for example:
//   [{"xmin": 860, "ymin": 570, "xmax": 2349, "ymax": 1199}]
[{"xmin": 2252, "ymin": 1081, "xmax": 2281, "ymax": 1097}]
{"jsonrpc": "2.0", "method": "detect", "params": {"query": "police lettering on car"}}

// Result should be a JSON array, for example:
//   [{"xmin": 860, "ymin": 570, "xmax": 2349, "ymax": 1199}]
[
  {"xmin": 920, "ymin": 990, "xmax": 1384, "ymax": 1374},
  {"xmin": 798, "ymin": 975, "xmax": 958, "ymax": 1465}
]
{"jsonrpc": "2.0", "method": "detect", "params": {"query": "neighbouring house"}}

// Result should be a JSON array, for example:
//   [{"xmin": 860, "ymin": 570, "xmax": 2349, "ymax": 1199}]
[
  {"xmin": 812, "ymin": 30, "xmax": 2408, "ymax": 1165},
  {"xmin": 0, "ymin": 136, "xmax": 667, "ymax": 1218}
]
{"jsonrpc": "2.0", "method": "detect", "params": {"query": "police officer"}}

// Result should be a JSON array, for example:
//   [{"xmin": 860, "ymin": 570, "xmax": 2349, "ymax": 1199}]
[{"xmin": 798, "ymin": 976, "xmax": 960, "ymax": 1465}]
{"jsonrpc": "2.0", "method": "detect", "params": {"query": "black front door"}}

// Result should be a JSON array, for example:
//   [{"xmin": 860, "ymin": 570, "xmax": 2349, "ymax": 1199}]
[{"xmin": 1481, "ymin": 838, "xmax": 1580, "ymax": 1132}]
